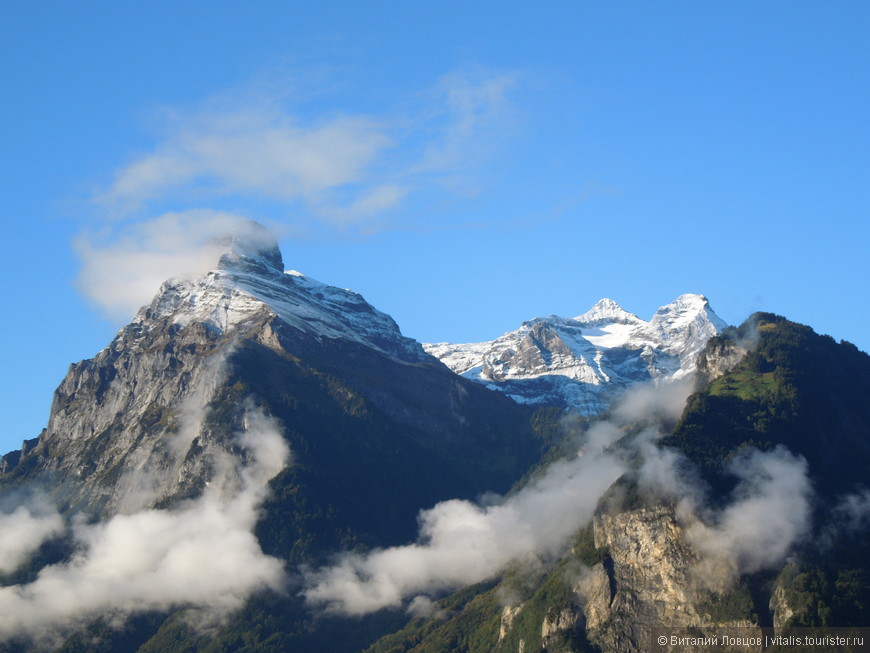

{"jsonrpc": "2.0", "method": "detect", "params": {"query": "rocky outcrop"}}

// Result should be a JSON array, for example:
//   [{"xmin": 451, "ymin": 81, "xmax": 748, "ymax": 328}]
[
  {"xmin": 695, "ymin": 334, "xmax": 751, "ymax": 385},
  {"xmin": 11, "ymin": 305, "xmax": 274, "ymax": 515},
  {"xmin": 569, "ymin": 506, "xmax": 761, "ymax": 652},
  {"xmin": 576, "ymin": 507, "xmax": 704, "ymax": 650},
  {"xmin": 769, "ymin": 583, "xmax": 796, "ymax": 630},
  {"xmin": 499, "ymin": 604, "xmax": 523, "ymax": 643},
  {"xmin": 540, "ymin": 604, "xmax": 583, "ymax": 650}
]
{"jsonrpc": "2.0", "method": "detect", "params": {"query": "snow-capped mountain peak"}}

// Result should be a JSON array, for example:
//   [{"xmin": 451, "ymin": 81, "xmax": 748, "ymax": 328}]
[
  {"xmin": 424, "ymin": 295, "xmax": 728, "ymax": 413},
  {"xmin": 650, "ymin": 293, "xmax": 726, "ymax": 331},
  {"xmin": 573, "ymin": 298, "xmax": 642, "ymax": 326},
  {"xmin": 644, "ymin": 293, "xmax": 729, "ymax": 372},
  {"xmin": 132, "ymin": 232, "xmax": 428, "ymax": 363}
]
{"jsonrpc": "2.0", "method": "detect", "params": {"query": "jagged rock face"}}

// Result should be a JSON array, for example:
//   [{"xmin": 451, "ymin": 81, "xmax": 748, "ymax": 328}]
[
  {"xmin": 425, "ymin": 295, "xmax": 727, "ymax": 413},
  {"xmin": 580, "ymin": 507, "xmax": 704, "ymax": 650},
  {"xmin": 540, "ymin": 605, "xmax": 584, "ymax": 649},
  {"xmin": 27, "ymin": 311, "xmax": 255, "ymax": 515},
  {"xmin": 769, "ymin": 583, "xmax": 796, "ymax": 630},
  {"xmin": 571, "ymin": 507, "xmax": 762, "ymax": 653},
  {"xmin": 370, "ymin": 500, "xmax": 799, "ymax": 653},
  {"xmin": 499, "ymin": 605, "xmax": 523, "ymax": 643}
]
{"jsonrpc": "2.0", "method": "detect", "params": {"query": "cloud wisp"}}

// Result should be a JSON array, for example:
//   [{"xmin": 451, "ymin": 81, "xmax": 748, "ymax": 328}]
[
  {"xmin": 301, "ymin": 380, "xmax": 693, "ymax": 617},
  {"xmin": 302, "ymin": 420, "xmax": 626, "ymax": 616},
  {"xmin": 76, "ymin": 68, "xmax": 522, "ymax": 322},
  {"xmin": 686, "ymin": 446, "xmax": 812, "ymax": 578},
  {"xmin": 0, "ymin": 499, "xmax": 64, "ymax": 575},
  {"xmin": 96, "ymin": 68, "xmax": 520, "ymax": 227},
  {"xmin": 100, "ymin": 111, "xmax": 393, "ymax": 215}
]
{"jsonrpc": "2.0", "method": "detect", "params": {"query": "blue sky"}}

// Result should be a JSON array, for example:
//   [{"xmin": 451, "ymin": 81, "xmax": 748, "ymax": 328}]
[{"xmin": 1, "ymin": 2, "xmax": 868, "ymax": 455}]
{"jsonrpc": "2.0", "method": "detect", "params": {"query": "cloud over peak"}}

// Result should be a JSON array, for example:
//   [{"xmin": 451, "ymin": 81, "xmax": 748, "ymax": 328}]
[{"xmin": 75, "ymin": 210, "xmax": 277, "ymax": 320}]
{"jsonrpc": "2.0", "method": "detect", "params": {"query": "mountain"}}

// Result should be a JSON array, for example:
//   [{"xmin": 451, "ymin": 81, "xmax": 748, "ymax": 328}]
[
  {"xmin": 665, "ymin": 313, "xmax": 870, "ymax": 497},
  {"xmin": 424, "ymin": 294, "xmax": 727, "ymax": 413},
  {"xmin": 369, "ymin": 314, "xmax": 870, "ymax": 652},
  {"xmin": 0, "ymin": 226, "xmax": 555, "ymax": 651},
  {"xmin": 2, "ymin": 226, "xmax": 433, "ymax": 514}
]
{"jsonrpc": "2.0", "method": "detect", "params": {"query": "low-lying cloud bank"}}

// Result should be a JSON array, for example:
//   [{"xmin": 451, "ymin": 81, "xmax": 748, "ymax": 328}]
[
  {"xmin": 303, "ymin": 422, "xmax": 625, "ymax": 616},
  {"xmin": 0, "ymin": 405, "xmax": 289, "ymax": 647},
  {"xmin": 302, "ymin": 378, "xmax": 815, "ymax": 616},
  {"xmin": 301, "ymin": 381, "xmax": 687, "ymax": 616}
]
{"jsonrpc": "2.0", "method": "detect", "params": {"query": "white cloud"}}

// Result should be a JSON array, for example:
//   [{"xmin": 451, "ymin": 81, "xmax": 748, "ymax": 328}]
[
  {"xmin": 74, "ymin": 68, "xmax": 525, "ymax": 324},
  {"xmin": 617, "ymin": 388, "xmax": 814, "ymax": 581},
  {"xmin": 74, "ymin": 69, "xmax": 524, "ymax": 322},
  {"xmin": 301, "ymin": 382, "xmax": 696, "ymax": 618},
  {"xmin": 611, "ymin": 377, "xmax": 695, "ymax": 425},
  {"xmin": 0, "ymin": 501, "xmax": 64, "ymax": 574},
  {"xmin": 95, "ymin": 68, "xmax": 520, "ymax": 226},
  {"xmin": 302, "ymin": 379, "xmax": 818, "ymax": 617},
  {"xmin": 815, "ymin": 488, "xmax": 870, "ymax": 549},
  {"xmin": 687, "ymin": 446, "xmax": 812, "ymax": 576},
  {"xmin": 74, "ymin": 210, "xmax": 276, "ymax": 320},
  {"xmin": 414, "ymin": 69, "xmax": 518, "ymax": 179},
  {"xmin": 302, "ymin": 415, "xmax": 626, "ymax": 616},
  {"xmin": 634, "ymin": 428, "xmax": 706, "ymax": 514},
  {"xmin": 316, "ymin": 183, "xmax": 409, "ymax": 225},
  {"xmin": 101, "ymin": 110, "xmax": 393, "ymax": 213},
  {"xmin": 0, "ymin": 405, "xmax": 290, "ymax": 646},
  {"xmin": 833, "ymin": 488, "xmax": 870, "ymax": 531}
]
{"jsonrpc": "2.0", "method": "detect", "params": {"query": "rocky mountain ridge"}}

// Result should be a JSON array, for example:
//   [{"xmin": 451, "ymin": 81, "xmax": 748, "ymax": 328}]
[
  {"xmin": 0, "ymin": 229, "xmax": 556, "ymax": 651},
  {"xmin": 425, "ymin": 294, "xmax": 727, "ymax": 412},
  {"xmin": 0, "ymin": 228, "xmax": 530, "ymax": 521}
]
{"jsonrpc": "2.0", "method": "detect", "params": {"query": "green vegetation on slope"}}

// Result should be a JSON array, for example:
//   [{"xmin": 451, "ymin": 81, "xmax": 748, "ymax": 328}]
[{"xmin": 662, "ymin": 313, "xmax": 870, "ymax": 497}]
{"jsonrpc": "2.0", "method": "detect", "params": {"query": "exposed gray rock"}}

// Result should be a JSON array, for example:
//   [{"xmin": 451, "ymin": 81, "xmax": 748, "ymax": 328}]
[{"xmin": 571, "ymin": 506, "xmax": 761, "ymax": 653}]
